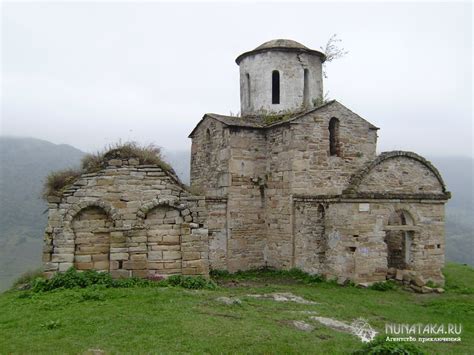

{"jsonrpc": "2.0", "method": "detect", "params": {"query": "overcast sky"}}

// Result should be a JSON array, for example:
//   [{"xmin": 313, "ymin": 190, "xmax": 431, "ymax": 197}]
[{"xmin": 1, "ymin": 1, "xmax": 472, "ymax": 158}]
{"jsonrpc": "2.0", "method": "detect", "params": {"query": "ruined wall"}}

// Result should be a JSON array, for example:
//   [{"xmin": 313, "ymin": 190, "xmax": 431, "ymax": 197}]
[
  {"xmin": 43, "ymin": 158, "xmax": 208, "ymax": 278},
  {"xmin": 319, "ymin": 200, "xmax": 446, "ymax": 285}
]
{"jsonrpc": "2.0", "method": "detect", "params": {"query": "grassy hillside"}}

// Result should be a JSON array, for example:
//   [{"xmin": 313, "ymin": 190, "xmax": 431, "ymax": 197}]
[{"xmin": 0, "ymin": 263, "xmax": 472, "ymax": 354}]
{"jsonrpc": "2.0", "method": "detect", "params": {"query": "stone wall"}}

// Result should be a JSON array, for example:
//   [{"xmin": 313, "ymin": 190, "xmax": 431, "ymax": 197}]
[
  {"xmin": 225, "ymin": 128, "xmax": 267, "ymax": 271},
  {"xmin": 319, "ymin": 200, "xmax": 446, "ymax": 285},
  {"xmin": 287, "ymin": 101, "xmax": 378, "ymax": 195},
  {"xmin": 264, "ymin": 101, "xmax": 378, "ymax": 269},
  {"xmin": 188, "ymin": 101, "xmax": 448, "ymax": 285},
  {"xmin": 43, "ymin": 158, "xmax": 208, "ymax": 278},
  {"xmin": 190, "ymin": 119, "xmax": 230, "ymax": 197},
  {"xmin": 238, "ymin": 51, "xmax": 324, "ymax": 115}
]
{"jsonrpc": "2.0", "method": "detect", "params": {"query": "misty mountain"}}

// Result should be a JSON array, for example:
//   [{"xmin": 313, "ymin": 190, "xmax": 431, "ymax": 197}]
[
  {"xmin": 0, "ymin": 136, "xmax": 472, "ymax": 291},
  {"xmin": 0, "ymin": 137, "xmax": 85, "ymax": 290}
]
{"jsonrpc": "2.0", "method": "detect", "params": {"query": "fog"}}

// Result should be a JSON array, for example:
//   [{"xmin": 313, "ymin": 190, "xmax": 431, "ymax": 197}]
[{"xmin": 1, "ymin": 1, "xmax": 472, "ymax": 157}]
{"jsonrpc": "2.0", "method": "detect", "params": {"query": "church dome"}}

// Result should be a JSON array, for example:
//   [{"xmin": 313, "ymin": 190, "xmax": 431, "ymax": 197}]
[
  {"xmin": 236, "ymin": 39, "xmax": 326, "ymax": 64},
  {"xmin": 254, "ymin": 39, "xmax": 309, "ymax": 51}
]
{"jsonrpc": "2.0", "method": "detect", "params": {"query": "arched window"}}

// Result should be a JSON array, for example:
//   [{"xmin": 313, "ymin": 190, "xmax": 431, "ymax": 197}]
[
  {"xmin": 272, "ymin": 70, "xmax": 280, "ymax": 104},
  {"xmin": 303, "ymin": 69, "xmax": 310, "ymax": 107},
  {"xmin": 246, "ymin": 73, "xmax": 251, "ymax": 108},
  {"xmin": 329, "ymin": 117, "xmax": 340, "ymax": 157}
]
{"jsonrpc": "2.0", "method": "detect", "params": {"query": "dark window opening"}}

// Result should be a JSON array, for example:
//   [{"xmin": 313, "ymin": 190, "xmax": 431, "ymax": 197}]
[
  {"xmin": 205, "ymin": 129, "xmax": 211, "ymax": 164},
  {"xmin": 329, "ymin": 117, "xmax": 341, "ymax": 156},
  {"xmin": 303, "ymin": 69, "xmax": 310, "ymax": 107},
  {"xmin": 246, "ymin": 73, "xmax": 251, "ymax": 108},
  {"xmin": 118, "ymin": 260, "xmax": 123, "ymax": 269},
  {"xmin": 272, "ymin": 70, "xmax": 280, "ymax": 104}
]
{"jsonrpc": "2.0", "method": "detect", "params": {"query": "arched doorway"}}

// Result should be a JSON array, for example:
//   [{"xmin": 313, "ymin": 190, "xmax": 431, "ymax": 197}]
[
  {"xmin": 385, "ymin": 210, "xmax": 415, "ymax": 269},
  {"xmin": 72, "ymin": 206, "xmax": 112, "ymax": 271}
]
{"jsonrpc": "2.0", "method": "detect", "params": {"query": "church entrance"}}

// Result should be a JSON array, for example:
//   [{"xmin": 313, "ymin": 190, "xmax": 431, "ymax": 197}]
[{"xmin": 384, "ymin": 210, "xmax": 415, "ymax": 269}]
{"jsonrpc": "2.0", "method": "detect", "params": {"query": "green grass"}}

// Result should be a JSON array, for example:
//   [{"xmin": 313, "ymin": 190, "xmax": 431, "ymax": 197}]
[{"xmin": 0, "ymin": 263, "xmax": 472, "ymax": 354}]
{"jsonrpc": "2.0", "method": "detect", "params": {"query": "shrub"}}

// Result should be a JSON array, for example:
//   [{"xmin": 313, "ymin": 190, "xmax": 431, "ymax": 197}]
[
  {"xmin": 352, "ymin": 336, "xmax": 425, "ymax": 354},
  {"xmin": 369, "ymin": 280, "xmax": 397, "ymax": 292},
  {"xmin": 167, "ymin": 274, "xmax": 217, "ymax": 290},
  {"xmin": 43, "ymin": 142, "xmax": 176, "ymax": 199},
  {"xmin": 43, "ymin": 168, "xmax": 82, "ymax": 198},
  {"xmin": 12, "ymin": 268, "xmax": 45, "ymax": 289},
  {"xmin": 209, "ymin": 269, "xmax": 231, "ymax": 278},
  {"xmin": 27, "ymin": 268, "xmax": 215, "ymax": 292},
  {"xmin": 80, "ymin": 288, "xmax": 106, "ymax": 301}
]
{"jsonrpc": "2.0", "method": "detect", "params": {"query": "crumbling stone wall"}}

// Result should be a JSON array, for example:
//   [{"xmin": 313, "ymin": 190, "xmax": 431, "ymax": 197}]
[
  {"xmin": 43, "ymin": 158, "xmax": 208, "ymax": 278},
  {"xmin": 319, "ymin": 201, "xmax": 446, "ymax": 285}
]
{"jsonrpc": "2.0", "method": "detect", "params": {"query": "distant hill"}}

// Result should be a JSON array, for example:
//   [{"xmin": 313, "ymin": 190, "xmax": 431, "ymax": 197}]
[
  {"xmin": 429, "ymin": 156, "xmax": 474, "ymax": 266},
  {"xmin": 0, "ymin": 137, "xmax": 85, "ymax": 290},
  {"xmin": 0, "ymin": 136, "xmax": 472, "ymax": 291}
]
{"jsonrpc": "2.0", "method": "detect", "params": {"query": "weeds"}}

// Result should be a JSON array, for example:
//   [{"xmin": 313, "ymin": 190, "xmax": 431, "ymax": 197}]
[
  {"xmin": 25, "ymin": 268, "xmax": 215, "ymax": 293},
  {"xmin": 43, "ymin": 142, "xmax": 175, "ymax": 199},
  {"xmin": 210, "ymin": 267, "xmax": 325, "ymax": 285},
  {"xmin": 12, "ymin": 268, "xmax": 45, "ymax": 289},
  {"xmin": 368, "ymin": 280, "xmax": 397, "ymax": 292}
]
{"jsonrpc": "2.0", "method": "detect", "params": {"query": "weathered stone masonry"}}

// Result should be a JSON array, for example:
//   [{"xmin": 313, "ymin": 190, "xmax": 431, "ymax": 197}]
[
  {"xmin": 43, "ymin": 158, "xmax": 209, "ymax": 278},
  {"xmin": 188, "ymin": 39, "xmax": 450, "ymax": 285},
  {"xmin": 44, "ymin": 39, "xmax": 450, "ymax": 287}
]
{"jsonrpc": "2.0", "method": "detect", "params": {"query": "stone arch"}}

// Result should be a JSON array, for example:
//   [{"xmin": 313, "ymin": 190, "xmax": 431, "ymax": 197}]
[
  {"xmin": 139, "ymin": 198, "xmax": 190, "ymax": 276},
  {"xmin": 70, "ymin": 205, "xmax": 113, "ymax": 271},
  {"xmin": 344, "ymin": 151, "xmax": 448, "ymax": 194},
  {"xmin": 64, "ymin": 200, "xmax": 119, "ymax": 227},
  {"xmin": 136, "ymin": 197, "xmax": 188, "ymax": 224},
  {"xmin": 384, "ymin": 208, "xmax": 417, "ymax": 270}
]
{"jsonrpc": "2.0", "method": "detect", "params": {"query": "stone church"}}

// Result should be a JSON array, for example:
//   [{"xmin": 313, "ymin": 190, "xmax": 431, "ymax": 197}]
[{"xmin": 44, "ymin": 39, "xmax": 450, "ymax": 285}]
